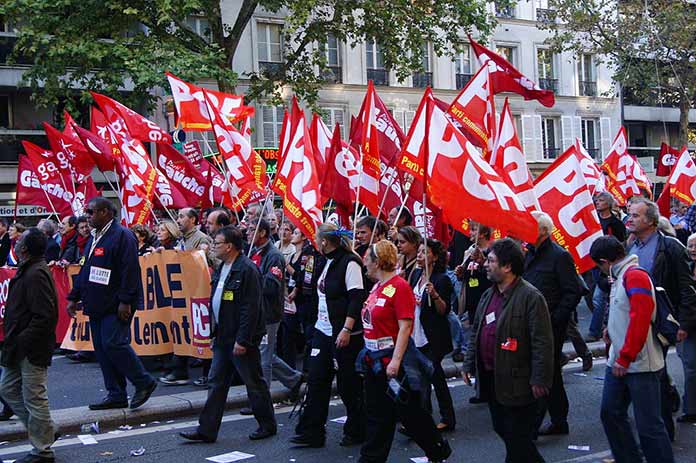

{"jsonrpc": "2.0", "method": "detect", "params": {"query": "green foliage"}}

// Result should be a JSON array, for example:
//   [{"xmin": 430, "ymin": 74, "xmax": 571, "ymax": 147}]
[{"xmin": 2, "ymin": 0, "xmax": 498, "ymax": 116}]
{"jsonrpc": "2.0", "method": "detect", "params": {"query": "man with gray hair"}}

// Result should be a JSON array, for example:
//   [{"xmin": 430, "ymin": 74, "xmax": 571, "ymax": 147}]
[
  {"xmin": 626, "ymin": 197, "xmax": 696, "ymax": 438},
  {"xmin": 523, "ymin": 211, "xmax": 583, "ymax": 437},
  {"xmin": 37, "ymin": 219, "xmax": 60, "ymax": 263}
]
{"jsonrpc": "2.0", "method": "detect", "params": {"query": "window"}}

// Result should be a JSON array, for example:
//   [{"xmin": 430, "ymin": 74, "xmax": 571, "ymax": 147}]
[
  {"xmin": 496, "ymin": 46, "xmax": 517, "ymax": 67},
  {"xmin": 537, "ymin": 49, "xmax": 558, "ymax": 92},
  {"xmin": 261, "ymin": 105, "xmax": 284, "ymax": 147},
  {"xmin": 578, "ymin": 54, "xmax": 596, "ymax": 96},
  {"xmin": 495, "ymin": 1, "xmax": 515, "ymax": 18},
  {"xmin": 0, "ymin": 95, "xmax": 10, "ymax": 128},
  {"xmin": 185, "ymin": 16, "xmax": 212, "ymax": 43},
  {"xmin": 258, "ymin": 23, "xmax": 283, "ymax": 74},
  {"xmin": 413, "ymin": 43, "xmax": 432, "ymax": 88},
  {"xmin": 542, "ymin": 117, "xmax": 560, "ymax": 159},
  {"xmin": 321, "ymin": 34, "xmax": 342, "ymax": 83},
  {"xmin": 321, "ymin": 107, "xmax": 345, "ymax": 138},
  {"xmin": 581, "ymin": 118, "xmax": 599, "ymax": 159},
  {"xmin": 366, "ymin": 38, "xmax": 388, "ymax": 86},
  {"xmin": 536, "ymin": 0, "xmax": 555, "ymax": 22}
]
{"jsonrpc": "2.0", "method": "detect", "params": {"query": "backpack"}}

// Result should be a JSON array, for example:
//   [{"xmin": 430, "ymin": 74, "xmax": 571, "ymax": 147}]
[{"xmin": 623, "ymin": 266, "xmax": 680, "ymax": 347}]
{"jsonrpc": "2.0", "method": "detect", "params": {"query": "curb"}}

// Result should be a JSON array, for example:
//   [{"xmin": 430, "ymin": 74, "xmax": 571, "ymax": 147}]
[{"xmin": 0, "ymin": 342, "xmax": 607, "ymax": 441}]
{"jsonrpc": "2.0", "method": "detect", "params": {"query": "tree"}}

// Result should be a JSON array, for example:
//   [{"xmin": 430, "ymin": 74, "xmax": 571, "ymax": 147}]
[
  {"xmin": 1, "ymin": 0, "xmax": 506, "ymax": 116},
  {"xmin": 542, "ymin": 0, "xmax": 696, "ymax": 146}
]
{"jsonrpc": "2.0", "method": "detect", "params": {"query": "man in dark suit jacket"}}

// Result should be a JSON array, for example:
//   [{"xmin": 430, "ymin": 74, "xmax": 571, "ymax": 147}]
[
  {"xmin": 37, "ymin": 219, "xmax": 59, "ymax": 263},
  {"xmin": 66, "ymin": 197, "xmax": 156, "ymax": 411},
  {"xmin": 0, "ymin": 227, "xmax": 58, "ymax": 463},
  {"xmin": 0, "ymin": 217, "xmax": 11, "ymax": 265}
]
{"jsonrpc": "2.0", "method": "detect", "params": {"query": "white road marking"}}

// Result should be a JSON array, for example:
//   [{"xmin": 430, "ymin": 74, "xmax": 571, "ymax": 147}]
[{"xmin": 554, "ymin": 450, "xmax": 612, "ymax": 462}]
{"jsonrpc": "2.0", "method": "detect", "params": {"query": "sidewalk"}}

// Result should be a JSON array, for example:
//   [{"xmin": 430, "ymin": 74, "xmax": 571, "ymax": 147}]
[{"xmin": 0, "ymin": 341, "xmax": 606, "ymax": 441}]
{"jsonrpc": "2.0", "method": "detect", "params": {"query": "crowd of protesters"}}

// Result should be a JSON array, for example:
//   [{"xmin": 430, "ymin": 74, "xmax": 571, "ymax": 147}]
[{"xmin": 0, "ymin": 190, "xmax": 695, "ymax": 463}]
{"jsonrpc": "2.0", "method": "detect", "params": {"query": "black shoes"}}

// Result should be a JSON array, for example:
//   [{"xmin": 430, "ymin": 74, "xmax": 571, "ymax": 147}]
[
  {"xmin": 88, "ymin": 398, "xmax": 128, "ymax": 410},
  {"xmin": 239, "ymin": 407, "xmax": 253, "ymax": 415},
  {"xmin": 159, "ymin": 373, "xmax": 189, "ymax": 386},
  {"xmin": 289, "ymin": 433, "xmax": 325, "ymax": 448},
  {"xmin": 130, "ymin": 381, "xmax": 157, "ymax": 409},
  {"xmin": 677, "ymin": 414, "xmax": 696, "ymax": 423},
  {"xmin": 0, "ymin": 408, "xmax": 13, "ymax": 421},
  {"xmin": 339, "ymin": 434, "xmax": 364, "ymax": 447},
  {"xmin": 15, "ymin": 454, "xmax": 55, "ymax": 463},
  {"xmin": 538, "ymin": 422, "xmax": 570, "ymax": 436},
  {"xmin": 249, "ymin": 427, "xmax": 276, "ymax": 440},
  {"xmin": 582, "ymin": 352, "xmax": 594, "ymax": 372},
  {"xmin": 179, "ymin": 431, "xmax": 215, "ymax": 443},
  {"xmin": 429, "ymin": 439, "xmax": 452, "ymax": 463},
  {"xmin": 469, "ymin": 396, "xmax": 487, "ymax": 404}
]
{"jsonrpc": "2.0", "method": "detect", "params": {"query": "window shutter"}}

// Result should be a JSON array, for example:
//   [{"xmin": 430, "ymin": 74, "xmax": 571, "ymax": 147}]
[
  {"xmin": 599, "ymin": 117, "xmax": 612, "ymax": 160},
  {"xmin": 561, "ymin": 115, "xmax": 574, "ymax": 151},
  {"xmin": 522, "ymin": 115, "xmax": 543, "ymax": 161}
]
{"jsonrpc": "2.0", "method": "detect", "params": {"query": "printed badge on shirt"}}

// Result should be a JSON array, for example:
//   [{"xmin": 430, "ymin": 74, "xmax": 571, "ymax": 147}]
[{"xmin": 89, "ymin": 266, "xmax": 111, "ymax": 285}]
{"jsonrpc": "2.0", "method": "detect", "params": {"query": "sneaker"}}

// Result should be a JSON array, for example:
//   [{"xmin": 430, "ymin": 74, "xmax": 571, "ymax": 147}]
[
  {"xmin": 582, "ymin": 352, "xmax": 593, "ymax": 372},
  {"xmin": 584, "ymin": 334, "xmax": 601, "ymax": 343},
  {"xmin": 451, "ymin": 352, "xmax": 464, "ymax": 363},
  {"xmin": 193, "ymin": 376, "xmax": 208, "ymax": 388},
  {"xmin": 158, "ymin": 373, "xmax": 189, "ymax": 386}
]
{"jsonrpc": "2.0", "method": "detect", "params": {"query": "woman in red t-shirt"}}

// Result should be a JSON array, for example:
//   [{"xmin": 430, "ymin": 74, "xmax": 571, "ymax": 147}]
[{"xmin": 359, "ymin": 240, "xmax": 451, "ymax": 463}]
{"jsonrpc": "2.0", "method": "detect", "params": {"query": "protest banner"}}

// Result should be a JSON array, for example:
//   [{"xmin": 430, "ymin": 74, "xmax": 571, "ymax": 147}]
[{"xmin": 61, "ymin": 250, "xmax": 213, "ymax": 359}]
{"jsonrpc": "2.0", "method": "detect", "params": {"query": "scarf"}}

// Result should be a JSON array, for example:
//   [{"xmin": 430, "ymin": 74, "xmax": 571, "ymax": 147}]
[
  {"xmin": 77, "ymin": 233, "xmax": 90, "ymax": 254},
  {"xmin": 61, "ymin": 229, "xmax": 77, "ymax": 251}
]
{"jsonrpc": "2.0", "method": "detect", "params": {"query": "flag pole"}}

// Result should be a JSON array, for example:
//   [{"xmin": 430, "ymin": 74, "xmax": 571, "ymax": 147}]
[
  {"xmin": 352, "ymin": 164, "xmax": 363, "ymax": 251},
  {"xmin": 247, "ymin": 190, "xmax": 274, "ymax": 257},
  {"xmin": 201, "ymin": 137, "xmax": 248, "ymax": 217},
  {"xmin": 423, "ymin": 95, "xmax": 431, "ymax": 305}
]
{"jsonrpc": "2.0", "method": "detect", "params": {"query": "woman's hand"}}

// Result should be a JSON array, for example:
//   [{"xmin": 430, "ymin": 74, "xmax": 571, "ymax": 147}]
[
  {"xmin": 336, "ymin": 329, "xmax": 350, "ymax": 348},
  {"xmin": 386, "ymin": 358, "xmax": 401, "ymax": 378}
]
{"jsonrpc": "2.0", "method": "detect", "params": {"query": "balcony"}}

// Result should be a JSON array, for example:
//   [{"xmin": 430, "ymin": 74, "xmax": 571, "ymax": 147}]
[
  {"xmin": 543, "ymin": 148, "xmax": 561, "ymax": 159},
  {"xmin": 0, "ymin": 36, "xmax": 31, "ymax": 65},
  {"xmin": 579, "ymin": 80, "xmax": 597, "ymax": 97},
  {"xmin": 367, "ymin": 68, "xmax": 389, "ymax": 86},
  {"xmin": 456, "ymin": 73, "xmax": 473, "ymax": 89},
  {"xmin": 495, "ymin": 4, "xmax": 515, "ymax": 18},
  {"xmin": 536, "ymin": 8, "xmax": 556, "ymax": 23},
  {"xmin": 412, "ymin": 72, "xmax": 433, "ymax": 89},
  {"xmin": 322, "ymin": 66, "xmax": 343, "ymax": 84},
  {"xmin": 259, "ymin": 61, "xmax": 283, "ymax": 77},
  {"xmin": 538, "ymin": 78, "xmax": 558, "ymax": 93}
]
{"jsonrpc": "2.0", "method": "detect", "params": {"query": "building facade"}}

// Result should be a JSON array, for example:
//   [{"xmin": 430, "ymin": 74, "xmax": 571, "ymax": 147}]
[{"xmin": 0, "ymin": 1, "xmax": 694, "ymax": 212}]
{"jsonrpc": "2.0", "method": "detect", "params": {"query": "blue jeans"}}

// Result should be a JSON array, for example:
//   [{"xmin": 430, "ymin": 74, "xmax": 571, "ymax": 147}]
[
  {"xmin": 90, "ymin": 314, "xmax": 154, "ymax": 402},
  {"xmin": 677, "ymin": 336, "xmax": 696, "ymax": 415},
  {"xmin": 600, "ymin": 367, "xmax": 674, "ymax": 463},
  {"xmin": 447, "ymin": 311, "xmax": 464, "ymax": 354},
  {"xmin": 589, "ymin": 286, "xmax": 608, "ymax": 338}
]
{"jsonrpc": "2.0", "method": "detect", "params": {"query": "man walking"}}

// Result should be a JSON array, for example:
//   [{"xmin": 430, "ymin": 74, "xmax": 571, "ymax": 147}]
[
  {"xmin": 463, "ymin": 238, "xmax": 553, "ymax": 463},
  {"xmin": 524, "ymin": 212, "xmax": 583, "ymax": 436},
  {"xmin": 590, "ymin": 235, "xmax": 674, "ymax": 463},
  {"xmin": 179, "ymin": 226, "xmax": 276, "ymax": 442},
  {"xmin": 66, "ymin": 197, "xmax": 157, "ymax": 411},
  {"xmin": 0, "ymin": 228, "xmax": 58, "ymax": 463}
]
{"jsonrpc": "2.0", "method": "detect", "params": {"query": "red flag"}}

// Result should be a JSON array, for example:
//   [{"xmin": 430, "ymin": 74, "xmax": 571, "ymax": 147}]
[
  {"xmin": 17, "ymin": 149, "xmax": 74, "ymax": 217},
  {"xmin": 601, "ymin": 127, "xmax": 640, "ymax": 206},
  {"xmin": 152, "ymin": 169, "xmax": 188, "ymax": 209},
  {"xmin": 667, "ymin": 147, "xmax": 696, "ymax": 206},
  {"xmin": 417, "ymin": 97, "xmax": 538, "ymax": 243},
  {"xmin": 309, "ymin": 113, "xmax": 332, "ymax": 174},
  {"xmin": 533, "ymin": 145, "xmax": 603, "ymax": 273},
  {"xmin": 469, "ymin": 36, "xmax": 555, "ymax": 108},
  {"xmin": 275, "ymin": 112, "xmax": 323, "ymax": 245},
  {"xmin": 91, "ymin": 91, "xmax": 172, "ymax": 144},
  {"xmin": 656, "ymin": 185, "xmax": 671, "ymax": 217},
  {"xmin": 491, "ymin": 98, "xmax": 539, "ymax": 211},
  {"xmin": 42, "ymin": 122, "xmax": 92, "ymax": 184},
  {"xmin": 71, "ymin": 124, "xmax": 117, "ymax": 172},
  {"xmin": 656, "ymin": 143, "xmax": 681, "ymax": 177},
  {"xmin": 156, "ymin": 143, "xmax": 210, "ymax": 207},
  {"xmin": 574, "ymin": 139, "xmax": 606, "ymax": 196},
  {"xmin": 448, "ymin": 63, "xmax": 497, "ymax": 158},
  {"xmin": 166, "ymin": 73, "xmax": 254, "ymax": 130},
  {"xmin": 354, "ymin": 81, "xmax": 382, "ymax": 215},
  {"xmin": 321, "ymin": 124, "xmax": 360, "ymax": 225}
]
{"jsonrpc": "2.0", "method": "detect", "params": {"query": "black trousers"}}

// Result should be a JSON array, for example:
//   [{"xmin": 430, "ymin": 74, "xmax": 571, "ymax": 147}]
[
  {"xmin": 359, "ymin": 368, "xmax": 448, "ymax": 463},
  {"xmin": 198, "ymin": 343, "xmax": 276, "ymax": 440},
  {"xmin": 536, "ymin": 323, "xmax": 569, "ymax": 428},
  {"xmin": 295, "ymin": 331, "xmax": 365, "ymax": 440},
  {"xmin": 280, "ymin": 311, "xmax": 303, "ymax": 370},
  {"xmin": 659, "ymin": 346, "xmax": 676, "ymax": 441},
  {"xmin": 481, "ymin": 370, "xmax": 545, "ymax": 463},
  {"xmin": 419, "ymin": 344, "xmax": 456, "ymax": 427}
]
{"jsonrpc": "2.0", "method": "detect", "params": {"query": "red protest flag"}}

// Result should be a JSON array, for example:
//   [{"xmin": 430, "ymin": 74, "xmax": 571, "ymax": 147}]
[
  {"xmin": 309, "ymin": 113, "xmax": 332, "ymax": 174},
  {"xmin": 156, "ymin": 143, "xmax": 210, "ymax": 207},
  {"xmin": 275, "ymin": 112, "xmax": 323, "ymax": 245},
  {"xmin": 601, "ymin": 127, "xmax": 640, "ymax": 206},
  {"xmin": 71, "ymin": 124, "xmax": 117, "ymax": 172},
  {"xmin": 166, "ymin": 73, "xmax": 254, "ymax": 131},
  {"xmin": 398, "ymin": 87, "xmax": 431, "ymax": 183},
  {"xmin": 656, "ymin": 143, "xmax": 681, "ymax": 177},
  {"xmin": 469, "ymin": 35, "xmax": 555, "ymax": 108},
  {"xmin": 42, "ymin": 122, "xmax": 93, "ymax": 184},
  {"xmin": 152, "ymin": 169, "xmax": 189, "ymax": 210},
  {"xmin": 448, "ymin": 63, "xmax": 497, "ymax": 158},
  {"xmin": 667, "ymin": 147, "xmax": 696, "ymax": 206},
  {"xmin": 421, "ymin": 98, "xmax": 538, "ymax": 243},
  {"xmin": 656, "ymin": 185, "xmax": 671, "ymax": 217},
  {"xmin": 574, "ymin": 139, "xmax": 606, "ymax": 196},
  {"xmin": 491, "ymin": 98, "xmax": 539, "ymax": 211},
  {"xmin": 354, "ymin": 81, "xmax": 383, "ymax": 216},
  {"xmin": 321, "ymin": 124, "xmax": 360, "ymax": 226},
  {"xmin": 17, "ymin": 146, "xmax": 74, "ymax": 218},
  {"xmin": 533, "ymin": 145, "xmax": 603, "ymax": 273},
  {"xmin": 91, "ymin": 91, "xmax": 172, "ymax": 144}
]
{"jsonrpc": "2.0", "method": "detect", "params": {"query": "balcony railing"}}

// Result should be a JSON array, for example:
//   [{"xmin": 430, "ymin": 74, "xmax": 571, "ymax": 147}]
[
  {"xmin": 495, "ymin": 6, "xmax": 515, "ymax": 18},
  {"xmin": 367, "ymin": 68, "xmax": 389, "ymax": 86},
  {"xmin": 579, "ymin": 80, "xmax": 597, "ymax": 97},
  {"xmin": 456, "ymin": 73, "xmax": 473, "ymax": 89},
  {"xmin": 538, "ymin": 78, "xmax": 558, "ymax": 92},
  {"xmin": 543, "ymin": 148, "xmax": 561, "ymax": 159},
  {"xmin": 412, "ymin": 72, "xmax": 433, "ymax": 88},
  {"xmin": 259, "ymin": 61, "xmax": 283, "ymax": 76},
  {"xmin": 536, "ymin": 8, "xmax": 555, "ymax": 23},
  {"xmin": 322, "ymin": 66, "xmax": 343, "ymax": 84},
  {"xmin": 0, "ymin": 36, "xmax": 31, "ymax": 65}
]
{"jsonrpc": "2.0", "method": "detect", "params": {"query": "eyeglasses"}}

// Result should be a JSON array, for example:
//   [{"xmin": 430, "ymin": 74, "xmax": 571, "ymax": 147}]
[{"xmin": 213, "ymin": 241, "xmax": 228, "ymax": 247}]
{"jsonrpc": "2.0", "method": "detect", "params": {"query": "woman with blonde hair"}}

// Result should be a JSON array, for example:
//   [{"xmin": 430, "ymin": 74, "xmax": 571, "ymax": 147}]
[
  {"xmin": 291, "ymin": 223, "xmax": 367, "ymax": 449},
  {"xmin": 155, "ymin": 220, "xmax": 183, "ymax": 251}
]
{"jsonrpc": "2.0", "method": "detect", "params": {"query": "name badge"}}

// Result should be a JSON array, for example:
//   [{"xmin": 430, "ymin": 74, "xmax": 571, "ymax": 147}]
[
  {"xmin": 365, "ymin": 336, "xmax": 395, "ymax": 351},
  {"xmin": 375, "ymin": 298, "xmax": 386, "ymax": 307},
  {"xmin": 79, "ymin": 256, "xmax": 85, "ymax": 266},
  {"xmin": 94, "ymin": 247, "xmax": 104, "ymax": 257},
  {"xmin": 486, "ymin": 311, "xmax": 496, "ymax": 325},
  {"xmin": 501, "ymin": 337, "xmax": 518, "ymax": 352},
  {"xmin": 88, "ymin": 266, "xmax": 111, "ymax": 285},
  {"xmin": 468, "ymin": 278, "xmax": 479, "ymax": 288},
  {"xmin": 222, "ymin": 291, "xmax": 234, "ymax": 301}
]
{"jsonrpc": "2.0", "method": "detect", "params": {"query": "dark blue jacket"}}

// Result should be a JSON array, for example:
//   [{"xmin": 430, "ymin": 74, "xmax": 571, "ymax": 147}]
[{"xmin": 67, "ymin": 221, "xmax": 143, "ymax": 319}]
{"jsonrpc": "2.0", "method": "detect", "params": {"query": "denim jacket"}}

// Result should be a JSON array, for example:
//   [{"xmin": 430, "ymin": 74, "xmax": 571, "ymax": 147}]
[{"xmin": 355, "ymin": 338, "xmax": 433, "ymax": 392}]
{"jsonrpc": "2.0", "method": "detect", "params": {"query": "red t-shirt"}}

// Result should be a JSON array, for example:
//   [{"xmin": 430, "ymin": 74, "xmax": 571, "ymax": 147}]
[{"xmin": 361, "ymin": 275, "xmax": 415, "ymax": 350}]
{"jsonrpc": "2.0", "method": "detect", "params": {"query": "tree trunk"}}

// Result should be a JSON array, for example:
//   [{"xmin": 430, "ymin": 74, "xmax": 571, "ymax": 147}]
[{"xmin": 679, "ymin": 94, "xmax": 691, "ymax": 147}]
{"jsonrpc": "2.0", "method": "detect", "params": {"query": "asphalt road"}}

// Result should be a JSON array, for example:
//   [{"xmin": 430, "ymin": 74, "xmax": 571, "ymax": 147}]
[{"xmin": 2, "ymin": 353, "xmax": 694, "ymax": 463}]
